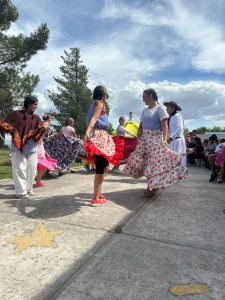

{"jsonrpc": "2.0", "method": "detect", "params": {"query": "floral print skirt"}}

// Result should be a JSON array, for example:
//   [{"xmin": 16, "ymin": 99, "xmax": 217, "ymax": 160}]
[
  {"xmin": 123, "ymin": 129, "xmax": 187, "ymax": 190},
  {"xmin": 84, "ymin": 129, "xmax": 124, "ymax": 165},
  {"xmin": 44, "ymin": 134, "xmax": 81, "ymax": 171}
]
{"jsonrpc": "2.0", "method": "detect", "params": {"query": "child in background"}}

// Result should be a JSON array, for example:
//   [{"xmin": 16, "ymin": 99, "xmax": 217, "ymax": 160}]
[
  {"xmin": 61, "ymin": 117, "xmax": 76, "ymax": 137},
  {"xmin": 34, "ymin": 139, "xmax": 57, "ymax": 187}
]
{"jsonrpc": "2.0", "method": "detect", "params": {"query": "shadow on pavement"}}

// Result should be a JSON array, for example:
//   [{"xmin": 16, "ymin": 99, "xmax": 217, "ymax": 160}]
[
  {"xmin": 3, "ymin": 187, "xmax": 148, "ymax": 219},
  {"xmin": 4, "ymin": 194, "xmax": 91, "ymax": 218},
  {"xmin": 0, "ymin": 183, "xmax": 14, "ymax": 191}
]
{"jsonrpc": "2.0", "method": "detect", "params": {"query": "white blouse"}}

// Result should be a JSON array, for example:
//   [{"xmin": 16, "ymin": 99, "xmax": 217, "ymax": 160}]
[{"xmin": 169, "ymin": 113, "xmax": 184, "ymax": 140}]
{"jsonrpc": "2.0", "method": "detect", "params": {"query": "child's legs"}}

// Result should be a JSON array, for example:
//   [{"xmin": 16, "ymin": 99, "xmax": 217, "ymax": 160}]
[
  {"xmin": 36, "ymin": 165, "xmax": 46, "ymax": 183},
  {"xmin": 93, "ymin": 155, "xmax": 109, "ymax": 199}
]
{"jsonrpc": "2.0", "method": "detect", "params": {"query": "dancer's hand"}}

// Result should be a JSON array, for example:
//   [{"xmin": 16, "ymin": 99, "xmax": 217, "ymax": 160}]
[
  {"xmin": 84, "ymin": 133, "xmax": 90, "ymax": 142},
  {"xmin": 163, "ymin": 139, "xmax": 168, "ymax": 147}
]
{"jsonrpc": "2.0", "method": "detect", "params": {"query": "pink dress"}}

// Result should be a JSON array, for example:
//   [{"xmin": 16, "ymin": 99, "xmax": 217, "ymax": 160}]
[{"xmin": 37, "ymin": 142, "xmax": 57, "ymax": 171}]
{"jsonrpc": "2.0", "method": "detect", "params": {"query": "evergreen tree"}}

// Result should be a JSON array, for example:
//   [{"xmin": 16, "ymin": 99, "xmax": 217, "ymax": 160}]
[
  {"xmin": 0, "ymin": 0, "xmax": 49, "ymax": 112},
  {"xmin": 0, "ymin": 70, "xmax": 39, "ymax": 116},
  {"xmin": 0, "ymin": 0, "xmax": 49, "ymax": 87},
  {"xmin": 0, "ymin": 0, "xmax": 49, "ymax": 146},
  {"xmin": 48, "ymin": 48, "xmax": 92, "ymax": 135}
]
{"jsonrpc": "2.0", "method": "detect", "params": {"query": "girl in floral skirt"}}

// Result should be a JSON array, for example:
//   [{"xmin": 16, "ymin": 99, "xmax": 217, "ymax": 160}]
[
  {"xmin": 123, "ymin": 88, "xmax": 187, "ymax": 197},
  {"xmin": 85, "ymin": 86, "xmax": 122, "ymax": 205}
]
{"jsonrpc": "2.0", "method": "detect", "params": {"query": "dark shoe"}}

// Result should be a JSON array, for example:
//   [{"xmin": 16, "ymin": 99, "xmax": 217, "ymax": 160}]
[
  {"xmin": 84, "ymin": 165, "xmax": 90, "ymax": 172},
  {"xmin": 143, "ymin": 189, "xmax": 156, "ymax": 198},
  {"xmin": 209, "ymin": 174, "xmax": 216, "ymax": 182}
]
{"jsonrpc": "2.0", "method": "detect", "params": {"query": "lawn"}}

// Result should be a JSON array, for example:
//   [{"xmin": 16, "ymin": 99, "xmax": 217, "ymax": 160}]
[
  {"xmin": 0, "ymin": 147, "xmax": 12, "ymax": 180},
  {"xmin": 0, "ymin": 147, "xmax": 85, "ymax": 180}
]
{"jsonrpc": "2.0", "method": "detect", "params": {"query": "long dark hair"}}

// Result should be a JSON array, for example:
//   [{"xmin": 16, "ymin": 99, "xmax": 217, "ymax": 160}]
[
  {"xmin": 93, "ymin": 86, "xmax": 108, "ymax": 100},
  {"xmin": 143, "ymin": 88, "xmax": 158, "ymax": 102},
  {"xmin": 23, "ymin": 95, "xmax": 38, "ymax": 110}
]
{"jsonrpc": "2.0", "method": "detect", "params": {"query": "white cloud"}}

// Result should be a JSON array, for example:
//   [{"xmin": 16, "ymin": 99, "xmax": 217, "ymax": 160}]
[
  {"xmin": 5, "ymin": 0, "xmax": 225, "ymax": 131},
  {"xmin": 101, "ymin": 0, "xmax": 225, "ymax": 73},
  {"xmin": 108, "ymin": 80, "xmax": 225, "ymax": 129}
]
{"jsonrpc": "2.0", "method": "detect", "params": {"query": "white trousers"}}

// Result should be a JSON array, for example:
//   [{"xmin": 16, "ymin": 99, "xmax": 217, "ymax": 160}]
[{"xmin": 11, "ymin": 152, "xmax": 37, "ymax": 196}]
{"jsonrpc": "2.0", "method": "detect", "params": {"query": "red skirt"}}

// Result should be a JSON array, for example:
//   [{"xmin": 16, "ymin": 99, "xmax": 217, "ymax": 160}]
[{"xmin": 84, "ymin": 130, "xmax": 124, "ymax": 165}]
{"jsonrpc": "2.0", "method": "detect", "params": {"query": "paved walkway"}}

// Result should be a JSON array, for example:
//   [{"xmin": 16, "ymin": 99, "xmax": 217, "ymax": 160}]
[{"xmin": 0, "ymin": 167, "xmax": 224, "ymax": 300}]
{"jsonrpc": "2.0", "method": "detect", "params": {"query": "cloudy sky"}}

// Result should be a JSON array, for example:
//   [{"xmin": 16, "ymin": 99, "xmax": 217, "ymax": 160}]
[{"xmin": 8, "ymin": 0, "xmax": 225, "ymax": 129}]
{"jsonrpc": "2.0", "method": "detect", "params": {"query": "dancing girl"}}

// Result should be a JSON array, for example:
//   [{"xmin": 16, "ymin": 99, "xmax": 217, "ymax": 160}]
[{"xmin": 123, "ymin": 88, "xmax": 187, "ymax": 197}]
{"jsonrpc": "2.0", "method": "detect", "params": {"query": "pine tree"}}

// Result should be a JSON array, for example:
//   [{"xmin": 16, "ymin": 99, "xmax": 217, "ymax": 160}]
[
  {"xmin": 0, "ymin": 0, "xmax": 49, "ymax": 73},
  {"xmin": 48, "ymin": 48, "xmax": 92, "ymax": 135},
  {"xmin": 0, "ymin": 0, "xmax": 49, "ymax": 146}
]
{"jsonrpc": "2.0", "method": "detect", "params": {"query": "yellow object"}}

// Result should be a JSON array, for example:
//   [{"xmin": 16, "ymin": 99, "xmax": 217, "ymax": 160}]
[
  {"xmin": 124, "ymin": 121, "xmax": 139, "ymax": 137},
  {"xmin": 169, "ymin": 283, "xmax": 211, "ymax": 296},
  {"xmin": 8, "ymin": 223, "xmax": 60, "ymax": 253},
  {"xmin": 112, "ymin": 121, "xmax": 140, "ymax": 137}
]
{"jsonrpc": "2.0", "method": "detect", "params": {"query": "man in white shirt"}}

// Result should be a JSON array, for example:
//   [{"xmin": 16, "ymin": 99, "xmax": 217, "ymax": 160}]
[{"xmin": 163, "ymin": 101, "xmax": 186, "ymax": 166}]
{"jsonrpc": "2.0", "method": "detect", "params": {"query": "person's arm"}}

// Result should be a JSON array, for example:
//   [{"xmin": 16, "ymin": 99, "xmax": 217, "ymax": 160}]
[
  {"xmin": 85, "ymin": 102, "xmax": 104, "ymax": 140},
  {"xmin": 161, "ymin": 118, "xmax": 168, "ymax": 145},
  {"xmin": 137, "ymin": 122, "xmax": 143, "ymax": 140},
  {"xmin": 119, "ymin": 126, "xmax": 136, "ymax": 137}
]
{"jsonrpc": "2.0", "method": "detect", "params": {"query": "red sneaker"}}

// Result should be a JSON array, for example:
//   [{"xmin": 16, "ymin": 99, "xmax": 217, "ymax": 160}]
[
  {"xmin": 91, "ymin": 198, "xmax": 108, "ymax": 205},
  {"xmin": 92, "ymin": 194, "xmax": 108, "ymax": 200},
  {"xmin": 34, "ymin": 182, "xmax": 46, "ymax": 187}
]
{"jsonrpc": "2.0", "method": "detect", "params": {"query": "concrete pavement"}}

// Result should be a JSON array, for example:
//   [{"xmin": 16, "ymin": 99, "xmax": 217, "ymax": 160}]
[{"xmin": 0, "ymin": 167, "xmax": 224, "ymax": 300}]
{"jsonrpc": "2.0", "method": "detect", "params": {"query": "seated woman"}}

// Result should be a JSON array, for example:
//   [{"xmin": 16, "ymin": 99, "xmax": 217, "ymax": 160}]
[
  {"xmin": 187, "ymin": 137, "xmax": 204, "ymax": 166},
  {"xmin": 215, "ymin": 140, "xmax": 225, "ymax": 173}
]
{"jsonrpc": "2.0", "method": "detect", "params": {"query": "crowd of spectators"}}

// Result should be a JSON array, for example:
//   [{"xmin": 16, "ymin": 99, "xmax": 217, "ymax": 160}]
[{"xmin": 186, "ymin": 131, "xmax": 225, "ymax": 183}]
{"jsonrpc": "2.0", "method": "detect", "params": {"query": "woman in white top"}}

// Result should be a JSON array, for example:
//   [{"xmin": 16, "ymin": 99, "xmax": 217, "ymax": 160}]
[
  {"xmin": 163, "ymin": 101, "xmax": 186, "ymax": 166},
  {"xmin": 123, "ymin": 88, "xmax": 187, "ymax": 197}
]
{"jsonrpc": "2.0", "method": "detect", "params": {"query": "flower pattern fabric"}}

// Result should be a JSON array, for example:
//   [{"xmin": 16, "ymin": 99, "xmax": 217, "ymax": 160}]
[
  {"xmin": 89, "ymin": 129, "xmax": 115, "ymax": 157},
  {"xmin": 44, "ymin": 134, "xmax": 81, "ymax": 171},
  {"xmin": 123, "ymin": 129, "xmax": 187, "ymax": 190}
]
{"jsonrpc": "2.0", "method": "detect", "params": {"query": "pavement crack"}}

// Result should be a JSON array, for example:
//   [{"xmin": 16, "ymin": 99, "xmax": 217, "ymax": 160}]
[{"xmin": 120, "ymin": 231, "xmax": 225, "ymax": 256}]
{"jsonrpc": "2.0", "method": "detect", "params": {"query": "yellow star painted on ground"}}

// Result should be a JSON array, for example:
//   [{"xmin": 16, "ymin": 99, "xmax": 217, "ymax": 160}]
[
  {"xmin": 169, "ymin": 283, "xmax": 211, "ymax": 296},
  {"xmin": 8, "ymin": 223, "xmax": 60, "ymax": 253}
]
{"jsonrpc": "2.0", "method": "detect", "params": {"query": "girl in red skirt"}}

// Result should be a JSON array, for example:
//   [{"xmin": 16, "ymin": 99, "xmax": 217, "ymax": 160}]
[{"xmin": 85, "ymin": 86, "xmax": 122, "ymax": 205}]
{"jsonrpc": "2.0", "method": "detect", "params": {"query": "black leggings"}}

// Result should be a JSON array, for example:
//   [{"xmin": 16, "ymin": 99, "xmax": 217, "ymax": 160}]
[{"xmin": 94, "ymin": 155, "xmax": 109, "ymax": 174}]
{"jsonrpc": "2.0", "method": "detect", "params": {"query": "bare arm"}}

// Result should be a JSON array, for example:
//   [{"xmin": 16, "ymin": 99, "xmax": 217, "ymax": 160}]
[
  {"xmin": 85, "ymin": 102, "xmax": 104, "ymax": 140},
  {"xmin": 161, "ymin": 118, "xmax": 168, "ymax": 145},
  {"xmin": 137, "ymin": 122, "xmax": 143, "ymax": 140},
  {"xmin": 120, "ymin": 126, "xmax": 136, "ymax": 137}
]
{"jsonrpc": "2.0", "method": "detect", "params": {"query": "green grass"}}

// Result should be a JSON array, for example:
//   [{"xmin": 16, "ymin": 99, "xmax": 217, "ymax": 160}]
[
  {"xmin": 0, "ymin": 147, "xmax": 13, "ymax": 180},
  {"xmin": 0, "ymin": 147, "xmax": 84, "ymax": 180}
]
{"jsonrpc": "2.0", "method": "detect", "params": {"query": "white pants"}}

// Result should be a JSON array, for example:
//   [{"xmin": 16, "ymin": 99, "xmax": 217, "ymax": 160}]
[{"xmin": 11, "ymin": 152, "xmax": 37, "ymax": 196}]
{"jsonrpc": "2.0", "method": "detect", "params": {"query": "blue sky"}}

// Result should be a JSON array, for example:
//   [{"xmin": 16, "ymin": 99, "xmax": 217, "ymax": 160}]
[{"xmin": 8, "ymin": 0, "xmax": 225, "ymax": 129}]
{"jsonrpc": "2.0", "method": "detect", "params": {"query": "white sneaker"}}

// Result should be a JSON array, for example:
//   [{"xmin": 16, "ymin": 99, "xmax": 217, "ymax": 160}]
[
  {"xmin": 15, "ymin": 194, "xmax": 30, "ymax": 199},
  {"xmin": 27, "ymin": 190, "xmax": 34, "ymax": 195}
]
